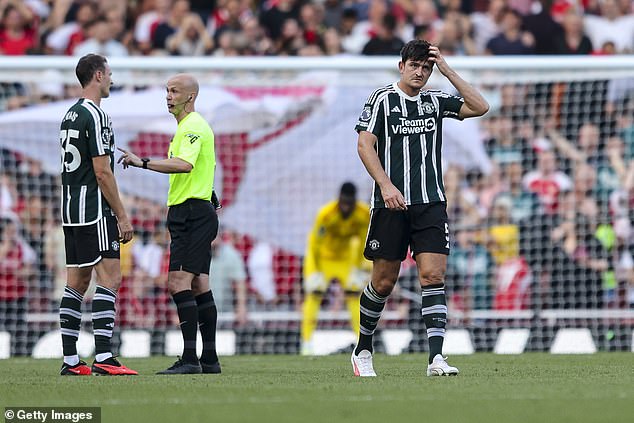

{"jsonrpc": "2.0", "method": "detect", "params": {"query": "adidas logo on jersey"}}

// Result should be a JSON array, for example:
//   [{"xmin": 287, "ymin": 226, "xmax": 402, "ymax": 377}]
[{"xmin": 391, "ymin": 106, "xmax": 401, "ymax": 113}]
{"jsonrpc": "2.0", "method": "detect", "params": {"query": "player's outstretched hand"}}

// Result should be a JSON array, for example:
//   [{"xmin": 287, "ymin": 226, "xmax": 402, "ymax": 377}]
[
  {"xmin": 380, "ymin": 183, "xmax": 407, "ymax": 210},
  {"xmin": 117, "ymin": 147, "xmax": 142, "ymax": 169},
  {"xmin": 426, "ymin": 45, "xmax": 451, "ymax": 75},
  {"xmin": 117, "ymin": 216, "xmax": 134, "ymax": 244}
]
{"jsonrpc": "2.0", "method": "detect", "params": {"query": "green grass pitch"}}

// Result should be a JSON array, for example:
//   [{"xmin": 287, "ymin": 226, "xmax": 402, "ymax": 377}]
[{"xmin": 1, "ymin": 354, "xmax": 632, "ymax": 423}]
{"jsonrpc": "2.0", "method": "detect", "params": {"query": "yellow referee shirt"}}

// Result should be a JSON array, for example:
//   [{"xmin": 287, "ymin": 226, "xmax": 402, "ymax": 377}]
[{"xmin": 167, "ymin": 112, "xmax": 215, "ymax": 207}]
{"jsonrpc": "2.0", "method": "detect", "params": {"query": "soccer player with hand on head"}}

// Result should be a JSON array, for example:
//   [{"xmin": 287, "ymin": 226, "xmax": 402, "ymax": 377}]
[
  {"xmin": 352, "ymin": 40, "xmax": 489, "ymax": 377},
  {"xmin": 301, "ymin": 182, "xmax": 370, "ymax": 355}
]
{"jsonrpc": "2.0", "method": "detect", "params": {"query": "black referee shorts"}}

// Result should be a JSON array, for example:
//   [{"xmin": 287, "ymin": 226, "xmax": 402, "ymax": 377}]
[
  {"xmin": 167, "ymin": 198, "xmax": 218, "ymax": 275},
  {"xmin": 364, "ymin": 202, "xmax": 450, "ymax": 261}
]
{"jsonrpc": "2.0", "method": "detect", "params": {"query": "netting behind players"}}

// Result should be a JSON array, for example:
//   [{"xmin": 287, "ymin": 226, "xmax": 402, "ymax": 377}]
[{"xmin": 0, "ymin": 56, "xmax": 633, "ymax": 357}]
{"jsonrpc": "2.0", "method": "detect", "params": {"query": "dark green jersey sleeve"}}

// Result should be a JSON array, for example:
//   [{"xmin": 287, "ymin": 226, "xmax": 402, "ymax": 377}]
[
  {"xmin": 355, "ymin": 88, "xmax": 386, "ymax": 138},
  {"xmin": 439, "ymin": 93, "xmax": 464, "ymax": 120},
  {"xmin": 80, "ymin": 102, "xmax": 108, "ymax": 157}
]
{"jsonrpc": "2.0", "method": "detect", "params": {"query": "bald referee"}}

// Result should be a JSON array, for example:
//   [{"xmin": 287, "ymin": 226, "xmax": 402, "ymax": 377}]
[{"xmin": 119, "ymin": 74, "xmax": 220, "ymax": 375}]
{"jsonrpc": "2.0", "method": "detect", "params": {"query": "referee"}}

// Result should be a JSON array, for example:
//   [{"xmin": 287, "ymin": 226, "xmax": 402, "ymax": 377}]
[{"xmin": 119, "ymin": 74, "xmax": 220, "ymax": 375}]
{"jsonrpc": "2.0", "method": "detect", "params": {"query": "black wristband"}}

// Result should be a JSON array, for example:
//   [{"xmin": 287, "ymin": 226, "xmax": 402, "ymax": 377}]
[{"xmin": 141, "ymin": 158, "xmax": 150, "ymax": 169}]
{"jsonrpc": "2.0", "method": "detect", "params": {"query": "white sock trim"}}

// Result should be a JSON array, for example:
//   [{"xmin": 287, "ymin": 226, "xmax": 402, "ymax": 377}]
[
  {"xmin": 64, "ymin": 355, "xmax": 80, "ymax": 366},
  {"xmin": 95, "ymin": 352, "xmax": 113, "ymax": 362}
]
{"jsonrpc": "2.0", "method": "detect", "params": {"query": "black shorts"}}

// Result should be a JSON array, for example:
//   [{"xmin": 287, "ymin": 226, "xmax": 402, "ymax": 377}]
[
  {"xmin": 364, "ymin": 202, "xmax": 449, "ymax": 261},
  {"xmin": 63, "ymin": 214, "xmax": 120, "ymax": 267},
  {"xmin": 167, "ymin": 198, "xmax": 218, "ymax": 275}
]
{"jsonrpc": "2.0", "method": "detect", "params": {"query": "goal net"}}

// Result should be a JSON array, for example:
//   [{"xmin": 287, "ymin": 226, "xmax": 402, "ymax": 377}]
[{"xmin": 0, "ymin": 56, "xmax": 632, "ymax": 357}]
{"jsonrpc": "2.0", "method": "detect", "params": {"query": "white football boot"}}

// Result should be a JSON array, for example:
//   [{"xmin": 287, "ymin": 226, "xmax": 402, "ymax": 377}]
[
  {"xmin": 351, "ymin": 350, "xmax": 377, "ymax": 377},
  {"xmin": 426, "ymin": 354, "xmax": 459, "ymax": 376}
]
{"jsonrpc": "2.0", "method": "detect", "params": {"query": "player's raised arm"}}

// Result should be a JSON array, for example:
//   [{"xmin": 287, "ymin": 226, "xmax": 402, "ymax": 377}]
[{"xmin": 426, "ymin": 45, "xmax": 489, "ymax": 119}]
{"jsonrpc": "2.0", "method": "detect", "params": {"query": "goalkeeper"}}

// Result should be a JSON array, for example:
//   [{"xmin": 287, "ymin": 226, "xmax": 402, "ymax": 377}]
[{"xmin": 301, "ymin": 182, "xmax": 370, "ymax": 355}]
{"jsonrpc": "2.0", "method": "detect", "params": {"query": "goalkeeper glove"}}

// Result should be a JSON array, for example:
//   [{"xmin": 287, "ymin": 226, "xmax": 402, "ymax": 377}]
[
  {"xmin": 348, "ymin": 268, "xmax": 370, "ymax": 292},
  {"xmin": 304, "ymin": 272, "xmax": 327, "ymax": 293}
]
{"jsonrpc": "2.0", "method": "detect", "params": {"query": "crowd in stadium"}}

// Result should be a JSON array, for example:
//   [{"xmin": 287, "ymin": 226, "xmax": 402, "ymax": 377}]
[
  {"xmin": 0, "ymin": 0, "xmax": 633, "ymax": 58},
  {"xmin": 0, "ymin": 0, "xmax": 633, "ymax": 109},
  {"xmin": 1, "ymin": 0, "xmax": 634, "ymax": 355}
]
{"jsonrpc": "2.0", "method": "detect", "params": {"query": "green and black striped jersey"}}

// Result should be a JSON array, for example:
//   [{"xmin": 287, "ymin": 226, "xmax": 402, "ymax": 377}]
[
  {"xmin": 59, "ymin": 98, "xmax": 115, "ymax": 226},
  {"xmin": 355, "ymin": 82, "xmax": 464, "ymax": 209}
]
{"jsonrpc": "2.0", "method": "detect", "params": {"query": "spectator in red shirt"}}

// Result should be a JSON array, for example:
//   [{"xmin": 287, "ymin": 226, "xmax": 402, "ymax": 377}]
[
  {"xmin": 361, "ymin": 13, "xmax": 404, "ymax": 55},
  {"xmin": 0, "ymin": 0, "xmax": 37, "ymax": 55},
  {"xmin": 523, "ymin": 149, "xmax": 573, "ymax": 214},
  {"xmin": 299, "ymin": 2, "xmax": 323, "ymax": 46},
  {"xmin": 0, "ymin": 217, "xmax": 30, "ymax": 355},
  {"xmin": 134, "ymin": 0, "xmax": 172, "ymax": 55},
  {"xmin": 45, "ymin": 2, "xmax": 97, "ymax": 55},
  {"xmin": 209, "ymin": 0, "xmax": 247, "ymax": 42}
]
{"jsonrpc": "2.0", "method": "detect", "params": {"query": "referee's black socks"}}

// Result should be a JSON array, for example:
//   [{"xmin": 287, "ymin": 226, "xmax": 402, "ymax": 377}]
[
  {"xmin": 195, "ymin": 291, "xmax": 219, "ymax": 364},
  {"xmin": 172, "ymin": 290, "xmax": 199, "ymax": 364}
]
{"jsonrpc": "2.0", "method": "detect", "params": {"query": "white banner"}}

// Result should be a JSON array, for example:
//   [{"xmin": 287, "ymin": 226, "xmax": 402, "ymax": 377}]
[{"xmin": 0, "ymin": 77, "xmax": 489, "ymax": 254}]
